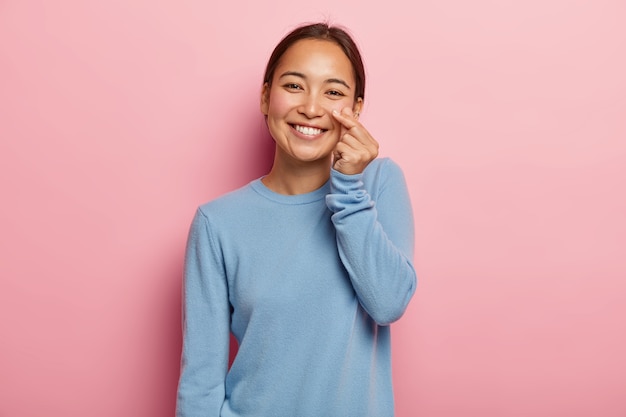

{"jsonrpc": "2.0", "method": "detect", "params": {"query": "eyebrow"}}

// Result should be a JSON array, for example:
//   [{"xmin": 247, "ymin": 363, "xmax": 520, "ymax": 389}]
[{"xmin": 279, "ymin": 71, "xmax": 352, "ymax": 90}]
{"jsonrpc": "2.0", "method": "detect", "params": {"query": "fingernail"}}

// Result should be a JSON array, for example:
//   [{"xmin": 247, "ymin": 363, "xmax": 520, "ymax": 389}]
[{"xmin": 332, "ymin": 109, "xmax": 339, "ymax": 115}]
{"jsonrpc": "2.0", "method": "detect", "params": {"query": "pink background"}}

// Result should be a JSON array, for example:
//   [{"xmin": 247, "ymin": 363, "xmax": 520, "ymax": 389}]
[{"xmin": 1, "ymin": 1, "xmax": 625, "ymax": 416}]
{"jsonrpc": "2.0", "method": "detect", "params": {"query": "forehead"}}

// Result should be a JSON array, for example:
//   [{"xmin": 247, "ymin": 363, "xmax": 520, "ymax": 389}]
[{"xmin": 274, "ymin": 39, "xmax": 355, "ymax": 81}]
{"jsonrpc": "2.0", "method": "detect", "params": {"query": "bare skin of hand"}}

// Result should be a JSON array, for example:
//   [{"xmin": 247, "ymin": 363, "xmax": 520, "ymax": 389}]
[{"xmin": 331, "ymin": 107, "xmax": 379, "ymax": 175}]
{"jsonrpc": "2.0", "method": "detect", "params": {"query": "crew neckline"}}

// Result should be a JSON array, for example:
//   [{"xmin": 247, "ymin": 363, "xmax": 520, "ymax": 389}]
[{"xmin": 250, "ymin": 178, "xmax": 330, "ymax": 205}]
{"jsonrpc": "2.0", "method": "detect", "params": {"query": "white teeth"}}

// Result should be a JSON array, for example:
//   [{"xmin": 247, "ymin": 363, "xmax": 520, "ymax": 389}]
[{"xmin": 294, "ymin": 125, "xmax": 323, "ymax": 136}]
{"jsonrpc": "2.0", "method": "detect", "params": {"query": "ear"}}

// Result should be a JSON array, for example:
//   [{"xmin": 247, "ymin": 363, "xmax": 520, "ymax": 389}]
[
  {"xmin": 260, "ymin": 83, "xmax": 270, "ymax": 116},
  {"xmin": 353, "ymin": 97, "xmax": 363, "ymax": 118}
]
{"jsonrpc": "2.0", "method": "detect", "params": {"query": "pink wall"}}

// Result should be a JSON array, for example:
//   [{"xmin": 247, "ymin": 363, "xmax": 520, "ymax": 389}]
[{"xmin": 1, "ymin": 1, "xmax": 625, "ymax": 416}]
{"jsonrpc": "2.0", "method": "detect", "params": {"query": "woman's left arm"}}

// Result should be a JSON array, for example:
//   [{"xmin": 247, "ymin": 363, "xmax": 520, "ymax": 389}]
[
  {"xmin": 328, "ymin": 108, "xmax": 417, "ymax": 325},
  {"xmin": 326, "ymin": 158, "xmax": 417, "ymax": 326}
]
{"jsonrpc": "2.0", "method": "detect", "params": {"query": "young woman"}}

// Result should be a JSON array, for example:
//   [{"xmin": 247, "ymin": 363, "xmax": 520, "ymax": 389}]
[{"xmin": 176, "ymin": 22, "xmax": 417, "ymax": 417}]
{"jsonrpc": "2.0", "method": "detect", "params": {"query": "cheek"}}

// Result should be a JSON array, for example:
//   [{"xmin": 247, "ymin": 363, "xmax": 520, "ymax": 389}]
[
  {"xmin": 332, "ymin": 97, "xmax": 355, "ymax": 113},
  {"xmin": 323, "ymin": 95, "xmax": 354, "ymax": 114},
  {"xmin": 329, "ymin": 98, "xmax": 356, "ymax": 127},
  {"xmin": 267, "ymin": 90, "xmax": 294, "ymax": 117}
]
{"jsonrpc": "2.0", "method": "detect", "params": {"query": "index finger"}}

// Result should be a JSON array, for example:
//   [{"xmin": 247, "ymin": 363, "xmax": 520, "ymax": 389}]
[{"xmin": 332, "ymin": 109, "xmax": 359, "ymax": 130}]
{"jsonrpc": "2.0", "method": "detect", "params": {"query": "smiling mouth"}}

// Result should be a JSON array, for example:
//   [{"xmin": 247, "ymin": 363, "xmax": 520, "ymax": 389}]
[{"xmin": 291, "ymin": 124, "xmax": 327, "ymax": 136}]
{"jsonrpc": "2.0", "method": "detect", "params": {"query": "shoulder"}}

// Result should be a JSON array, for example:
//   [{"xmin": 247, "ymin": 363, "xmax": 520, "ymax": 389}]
[
  {"xmin": 363, "ymin": 157, "xmax": 404, "ymax": 178},
  {"xmin": 188, "ymin": 180, "xmax": 270, "ymax": 243},
  {"xmin": 196, "ymin": 180, "xmax": 260, "ymax": 220},
  {"xmin": 362, "ymin": 158, "xmax": 407, "ymax": 193}
]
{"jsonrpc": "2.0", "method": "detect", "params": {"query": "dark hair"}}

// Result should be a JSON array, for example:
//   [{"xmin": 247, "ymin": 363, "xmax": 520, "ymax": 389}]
[{"xmin": 263, "ymin": 23, "xmax": 366, "ymax": 101}]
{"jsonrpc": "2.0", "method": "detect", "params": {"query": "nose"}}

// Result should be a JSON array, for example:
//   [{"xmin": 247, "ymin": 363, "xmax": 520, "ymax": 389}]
[{"xmin": 298, "ymin": 92, "xmax": 325, "ymax": 119}]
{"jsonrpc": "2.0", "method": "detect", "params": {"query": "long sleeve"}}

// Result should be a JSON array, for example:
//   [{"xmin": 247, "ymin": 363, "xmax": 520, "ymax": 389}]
[
  {"xmin": 325, "ymin": 158, "xmax": 417, "ymax": 325},
  {"xmin": 176, "ymin": 209, "xmax": 230, "ymax": 417}
]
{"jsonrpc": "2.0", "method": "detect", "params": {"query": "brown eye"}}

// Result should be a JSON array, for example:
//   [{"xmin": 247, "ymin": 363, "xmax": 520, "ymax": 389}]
[
  {"xmin": 327, "ymin": 90, "xmax": 345, "ymax": 97},
  {"xmin": 284, "ymin": 83, "xmax": 302, "ymax": 90}
]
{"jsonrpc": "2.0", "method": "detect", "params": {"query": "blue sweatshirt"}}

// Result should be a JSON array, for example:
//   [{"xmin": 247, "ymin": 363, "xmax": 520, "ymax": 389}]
[{"xmin": 177, "ymin": 158, "xmax": 417, "ymax": 417}]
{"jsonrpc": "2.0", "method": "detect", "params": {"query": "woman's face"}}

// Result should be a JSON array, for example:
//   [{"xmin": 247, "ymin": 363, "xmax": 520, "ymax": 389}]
[{"xmin": 261, "ymin": 39, "xmax": 362, "ymax": 166}]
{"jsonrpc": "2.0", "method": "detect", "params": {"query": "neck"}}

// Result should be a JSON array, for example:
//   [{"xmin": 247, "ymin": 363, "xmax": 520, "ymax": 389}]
[{"xmin": 262, "ymin": 154, "xmax": 332, "ymax": 195}]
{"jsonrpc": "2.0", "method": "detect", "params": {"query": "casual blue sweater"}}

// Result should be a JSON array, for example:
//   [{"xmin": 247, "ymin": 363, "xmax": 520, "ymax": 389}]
[{"xmin": 177, "ymin": 158, "xmax": 417, "ymax": 417}]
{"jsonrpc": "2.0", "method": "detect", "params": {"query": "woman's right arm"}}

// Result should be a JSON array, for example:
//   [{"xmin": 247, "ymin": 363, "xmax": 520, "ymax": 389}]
[{"xmin": 176, "ymin": 209, "xmax": 230, "ymax": 417}]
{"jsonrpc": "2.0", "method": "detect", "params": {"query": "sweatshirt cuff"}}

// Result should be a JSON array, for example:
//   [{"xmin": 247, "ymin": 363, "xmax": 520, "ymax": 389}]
[{"xmin": 326, "ymin": 168, "xmax": 374, "ymax": 214}]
